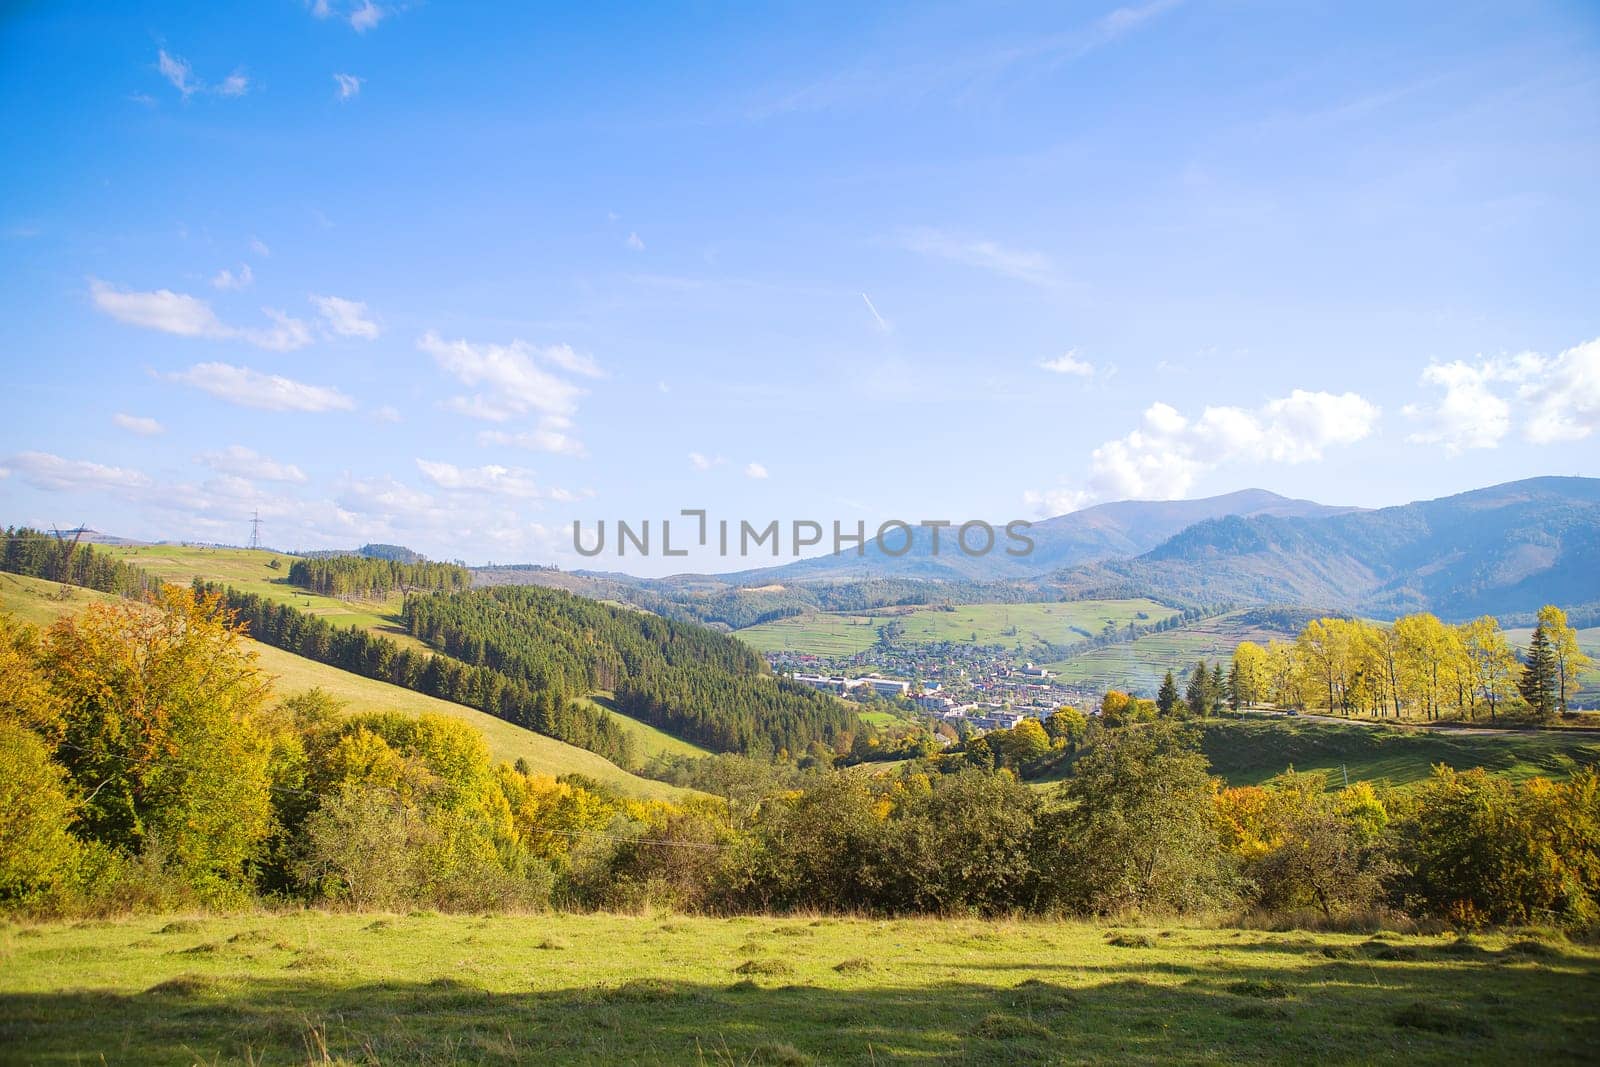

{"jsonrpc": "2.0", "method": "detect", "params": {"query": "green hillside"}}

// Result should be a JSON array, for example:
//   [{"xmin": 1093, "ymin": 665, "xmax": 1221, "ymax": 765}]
[
  {"xmin": 1045, "ymin": 608, "xmax": 1311, "ymax": 695},
  {"xmin": 738, "ymin": 598, "xmax": 1177, "ymax": 656},
  {"xmin": 0, "ymin": 573, "xmax": 692, "ymax": 800},
  {"xmin": 1199, "ymin": 715, "xmax": 1600, "ymax": 788}
]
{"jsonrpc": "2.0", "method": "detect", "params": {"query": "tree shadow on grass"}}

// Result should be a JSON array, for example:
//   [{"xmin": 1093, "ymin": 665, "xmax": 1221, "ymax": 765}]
[{"xmin": 4, "ymin": 954, "xmax": 1599, "ymax": 1067}]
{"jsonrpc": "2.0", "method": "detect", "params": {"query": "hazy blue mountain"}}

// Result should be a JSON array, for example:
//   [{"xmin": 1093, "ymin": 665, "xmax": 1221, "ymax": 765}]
[{"xmin": 1049, "ymin": 477, "xmax": 1600, "ymax": 619}]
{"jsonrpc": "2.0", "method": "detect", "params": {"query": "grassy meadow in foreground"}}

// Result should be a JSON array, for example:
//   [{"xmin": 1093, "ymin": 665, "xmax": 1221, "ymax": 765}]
[
  {"xmin": 2, "ymin": 912, "xmax": 1596, "ymax": 1065},
  {"xmin": 0, "ymin": 573, "xmax": 691, "ymax": 801}
]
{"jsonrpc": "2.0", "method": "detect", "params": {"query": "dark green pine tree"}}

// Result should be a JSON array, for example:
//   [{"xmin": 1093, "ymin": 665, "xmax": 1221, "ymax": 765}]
[
  {"xmin": 1226, "ymin": 659, "xmax": 1243, "ymax": 711},
  {"xmin": 1210, "ymin": 663, "xmax": 1227, "ymax": 715},
  {"xmin": 1185, "ymin": 661, "xmax": 1209, "ymax": 719},
  {"xmin": 1156, "ymin": 671, "xmax": 1181, "ymax": 718},
  {"xmin": 1519, "ymin": 623, "xmax": 1558, "ymax": 719}
]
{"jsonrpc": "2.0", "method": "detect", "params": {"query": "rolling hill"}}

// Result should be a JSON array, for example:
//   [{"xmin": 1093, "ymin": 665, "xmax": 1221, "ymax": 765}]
[{"xmin": 0, "ymin": 572, "xmax": 695, "ymax": 800}]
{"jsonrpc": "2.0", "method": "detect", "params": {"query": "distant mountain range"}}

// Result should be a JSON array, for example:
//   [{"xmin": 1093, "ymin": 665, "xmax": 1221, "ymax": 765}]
[
  {"xmin": 535, "ymin": 477, "xmax": 1600, "ymax": 623},
  {"xmin": 724, "ymin": 488, "xmax": 1353, "ymax": 583},
  {"xmin": 1047, "ymin": 476, "xmax": 1600, "ymax": 619}
]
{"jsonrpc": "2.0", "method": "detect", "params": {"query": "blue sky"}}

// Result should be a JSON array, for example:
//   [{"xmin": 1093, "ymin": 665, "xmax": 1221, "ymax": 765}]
[{"xmin": 1, "ymin": 0, "xmax": 1597, "ymax": 575}]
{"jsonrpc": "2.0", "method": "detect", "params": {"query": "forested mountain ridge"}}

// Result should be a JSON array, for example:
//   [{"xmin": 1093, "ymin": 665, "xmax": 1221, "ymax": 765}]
[
  {"xmin": 404, "ymin": 586, "xmax": 860, "ymax": 756},
  {"xmin": 1049, "ymin": 477, "xmax": 1600, "ymax": 619}
]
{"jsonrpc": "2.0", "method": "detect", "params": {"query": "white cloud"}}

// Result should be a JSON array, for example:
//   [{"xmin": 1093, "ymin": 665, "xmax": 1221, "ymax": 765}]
[
  {"xmin": 478, "ymin": 416, "xmax": 586, "ymax": 457},
  {"xmin": 536, "ymin": 343, "xmax": 604, "ymax": 379},
  {"xmin": 4, "ymin": 451, "xmax": 152, "ymax": 492},
  {"xmin": 419, "ymin": 331, "xmax": 592, "ymax": 421},
  {"xmin": 349, "ymin": 0, "xmax": 385, "ymax": 31},
  {"xmin": 1401, "ymin": 336, "xmax": 1600, "ymax": 450},
  {"xmin": 333, "ymin": 73, "xmax": 363, "ymax": 100},
  {"xmin": 91, "ymin": 278, "xmax": 229, "ymax": 338},
  {"xmin": 311, "ymin": 294, "xmax": 380, "ymax": 339},
  {"xmin": 1039, "ymin": 349, "xmax": 1094, "ymax": 377},
  {"xmin": 200, "ymin": 445, "xmax": 308, "ymax": 484},
  {"xmin": 90, "ymin": 279, "xmax": 312, "ymax": 351},
  {"xmin": 113, "ymin": 413, "xmax": 164, "ymax": 437},
  {"xmin": 211, "ymin": 263, "xmax": 254, "ymax": 290},
  {"xmin": 416, "ymin": 459, "xmax": 546, "ymax": 500},
  {"xmin": 900, "ymin": 227, "xmax": 1064, "ymax": 288},
  {"xmin": 1403, "ymin": 361, "xmax": 1510, "ymax": 454},
  {"xmin": 157, "ymin": 50, "xmax": 196, "ymax": 97},
  {"xmin": 249, "ymin": 236, "xmax": 271, "ymax": 257},
  {"xmin": 625, "ymin": 231, "xmax": 645, "ymax": 251},
  {"xmin": 745, "ymin": 462, "xmax": 769, "ymax": 479},
  {"xmin": 1025, "ymin": 388, "xmax": 1379, "ymax": 511},
  {"xmin": 373, "ymin": 405, "xmax": 402, "ymax": 423},
  {"xmin": 689, "ymin": 452, "xmax": 726, "ymax": 471},
  {"xmin": 311, "ymin": 0, "xmax": 387, "ymax": 31},
  {"xmin": 169, "ymin": 362, "xmax": 355, "ymax": 413},
  {"xmin": 1519, "ymin": 338, "xmax": 1600, "ymax": 444},
  {"xmin": 156, "ymin": 49, "xmax": 248, "ymax": 98}
]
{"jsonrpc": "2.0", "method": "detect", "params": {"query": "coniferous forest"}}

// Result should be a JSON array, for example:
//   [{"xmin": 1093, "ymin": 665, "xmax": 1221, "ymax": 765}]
[
  {"xmin": 288, "ymin": 555, "xmax": 470, "ymax": 598},
  {"xmin": 404, "ymin": 586, "xmax": 860, "ymax": 757}
]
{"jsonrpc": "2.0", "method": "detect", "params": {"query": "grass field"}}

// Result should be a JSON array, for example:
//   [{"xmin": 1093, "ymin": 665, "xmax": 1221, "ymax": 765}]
[
  {"xmin": 99, "ymin": 544, "xmax": 428, "ymax": 651},
  {"xmin": 738, "ymin": 599, "xmax": 1177, "ymax": 657},
  {"xmin": 588, "ymin": 693, "xmax": 711, "ymax": 761},
  {"xmin": 0, "ymin": 574, "xmax": 691, "ymax": 801},
  {"xmin": 1046, "ymin": 610, "xmax": 1306, "ymax": 696},
  {"xmin": 2, "ymin": 912, "xmax": 1594, "ymax": 1065},
  {"xmin": 1199, "ymin": 715, "xmax": 1600, "ymax": 788}
]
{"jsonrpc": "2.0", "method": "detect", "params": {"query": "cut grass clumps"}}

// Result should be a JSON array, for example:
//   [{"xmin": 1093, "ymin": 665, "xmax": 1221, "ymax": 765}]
[
  {"xmin": 1503, "ymin": 939, "xmax": 1561, "ymax": 960},
  {"xmin": 1321, "ymin": 944, "xmax": 1359, "ymax": 960},
  {"xmin": 748, "ymin": 1042, "xmax": 812, "ymax": 1066},
  {"xmin": 227, "ymin": 930, "xmax": 270, "ymax": 945},
  {"xmin": 1362, "ymin": 940, "xmax": 1421, "ymax": 961},
  {"xmin": 536, "ymin": 936, "xmax": 570, "ymax": 951},
  {"xmin": 969, "ymin": 1013, "xmax": 1053, "ymax": 1041},
  {"xmin": 1228, "ymin": 979, "xmax": 1291, "ymax": 1000},
  {"xmin": 606, "ymin": 978, "xmax": 685, "ymax": 1003},
  {"xmin": 734, "ymin": 958, "xmax": 795, "ymax": 977},
  {"xmin": 1393, "ymin": 1001, "xmax": 1494, "ymax": 1038},
  {"xmin": 143, "ymin": 973, "xmax": 222, "ymax": 997},
  {"xmin": 1107, "ymin": 932, "xmax": 1157, "ymax": 948},
  {"xmin": 285, "ymin": 949, "xmax": 340, "ymax": 971},
  {"xmin": 1008, "ymin": 979, "xmax": 1078, "ymax": 1018},
  {"xmin": 156, "ymin": 920, "xmax": 200, "ymax": 935},
  {"xmin": 833, "ymin": 957, "xmax": 876, "ymax": 974}
]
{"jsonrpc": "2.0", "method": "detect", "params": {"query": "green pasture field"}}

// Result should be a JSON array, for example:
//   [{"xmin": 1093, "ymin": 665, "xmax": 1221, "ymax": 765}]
[
  {"xmin": 0, "ymin": 573, "xmax": 692, "ymax": 801},
  {"xmin": 1, "ymin": 911, "xmax": 1594, "ymax": 1065},
  {"xmin": 1046, "ymin": 610, "xmax": 1305, "ymax": 695},
  {"xmin": 99, "ymin": 543, "xmax": 427, "ymax": 651},
  {"xmin": 738, "ymin": 599, "xmax": 1177, "ymax": 657},
  {"xmin": 1198, "ymin": 716, "xmax": 1600, "ymax": 788}
]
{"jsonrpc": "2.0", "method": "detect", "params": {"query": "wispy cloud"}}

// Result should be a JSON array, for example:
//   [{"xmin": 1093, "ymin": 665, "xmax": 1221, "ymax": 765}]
[
  {"xmin": 3, "ymin": 451, "xmax": 152, "ymax": 492},
  {"xmin": 478, "ymin": 416, "xmax": 587, "ymax": 457},
  {"xmin": 334, "ymin": 73, "xmax": 363, "ymax": 100},
  {"xmin": 311, "ymin": 294, "xmax": 380, "ymax": 339},
  {"xmin": 312, "ymin": 0, "xmax": 388, "ymax": 33},
  {"xmin": 416, "ymin": 459, "xmax": 549, "ymax": 500},
  {"xmin": 745, "ymin": 462, "xmax": 769, "ymax": 479},
  {"xmin": 420, "ymin": 331, "xmax": 596, "ymax": 421},
  {"xmin": 90, "ymin": 279, "xmax": 312, "ymax": 351},
  {"xmin": 156, "ymin": 49, "xmax": 249, "ymax": 99},
  {"xmin": 200, "ymin": 444, "xmax": 308, "ymax": 483},
  {"xmin": 211, "ymin": 263, "xmax": 254, "ymax": 290},
  {"xmin": 625, "ymin": 231, "xmax": 645, "ymax": 251},
  {"xmin": 900, "ymin": 227, "xmax": 1065, "ymax": 289},
  {"xmin": 113, "ymin": 413, "xmax": 164, "ymax": 437},
  {"xmin": 1039, "ymin": 349, "xmax": 1094, "ymax": 377},
  {"xmin": 169, "ymin": 362, "xmax": 355, "ymax": 413}
]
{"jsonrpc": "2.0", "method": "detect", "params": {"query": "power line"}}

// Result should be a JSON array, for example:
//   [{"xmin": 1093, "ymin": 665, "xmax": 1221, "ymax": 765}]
[{"xmin": 248, "ymin": 511, "xmax": 263, "ymax": 551}]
